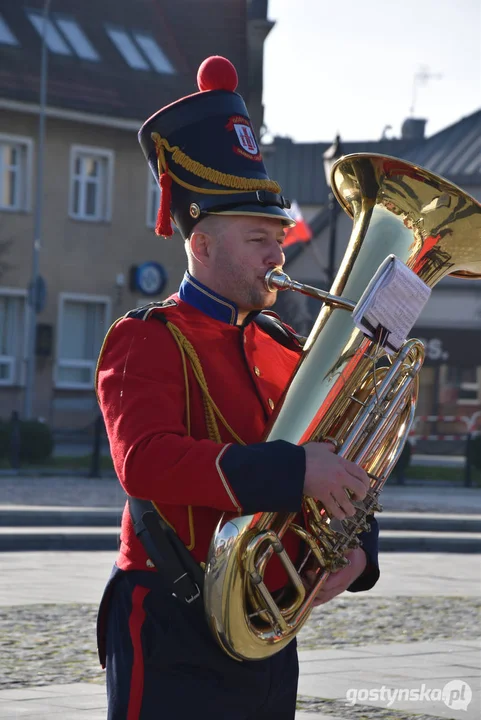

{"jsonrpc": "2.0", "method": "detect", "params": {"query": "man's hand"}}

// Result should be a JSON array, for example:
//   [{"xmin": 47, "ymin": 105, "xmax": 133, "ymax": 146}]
[
  {"xmin": 304, "ymin": 548, "xmax": 367, "ymax": 607},
  {"xmin": 303, "ymin": 442, "xmax": 370, "ymax": 520}
]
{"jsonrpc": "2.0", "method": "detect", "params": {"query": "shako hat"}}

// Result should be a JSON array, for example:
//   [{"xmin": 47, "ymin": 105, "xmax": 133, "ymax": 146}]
[{"xmin": 138, "ymin": 55, "xmax": 294, "ymax": 239}]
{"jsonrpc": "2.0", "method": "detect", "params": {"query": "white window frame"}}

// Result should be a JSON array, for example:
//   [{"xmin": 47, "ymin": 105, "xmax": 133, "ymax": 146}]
[
  {"xmin": 133, "ymin": 32, "xmax": 175, "ymax": 74},
  {"xmin": 55, "ymin": 293, "xmax": 111, "ymax": 390},
  {"xmin": 69, "ymin": 145, "xmax": 114, "ymax": 222},
  {"xmin": 146, "ymin": 169, "xmax": 160, "ymax": 228},
  {"xmin": 106, "ymin": 26, "xmax": 149, "ymax": 70},
  {"xmin": 53, "ymin": 15, "xmax": 100, "ymax": 61},
  {"xmin": 0, "ymin": 133, "xmax": 33, "ymax": 212},
  {"xmin": 0, "ymin": 287, "xmax": 27, "ymax": 387},
  {"xmin": 456, "ymin": 381, "xmax": 480, "ymax": 407},
  {"xmin": 27, "ymin": 9, "xmax": 72, "ymax": 55}
]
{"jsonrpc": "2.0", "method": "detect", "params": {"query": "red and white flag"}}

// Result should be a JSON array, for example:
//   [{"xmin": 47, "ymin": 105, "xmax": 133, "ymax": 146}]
[{"xmin": 283, "ymin": 200, "xmax": 312, "ymax": 248}]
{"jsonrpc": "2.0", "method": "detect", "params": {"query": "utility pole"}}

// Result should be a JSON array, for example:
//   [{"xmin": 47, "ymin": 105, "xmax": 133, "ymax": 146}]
[
  {"xmin": 322, "ymin": 135, "xmax": 343, "ymax": 288},
  {"xmin": 24, "ymin": 0, "xmax": 51, "ymax": 419}
]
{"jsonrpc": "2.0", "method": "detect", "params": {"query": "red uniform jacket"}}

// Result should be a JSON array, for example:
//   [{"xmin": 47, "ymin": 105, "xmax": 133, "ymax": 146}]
[{"xmin": 97, "ymin": 273, "xmax": 379, "ymax": 592}]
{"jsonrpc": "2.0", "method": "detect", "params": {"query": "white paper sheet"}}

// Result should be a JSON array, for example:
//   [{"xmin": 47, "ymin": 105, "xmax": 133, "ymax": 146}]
[{"xmin": 353, "ymin": 255, "xmax": 431, "ymax": 354}]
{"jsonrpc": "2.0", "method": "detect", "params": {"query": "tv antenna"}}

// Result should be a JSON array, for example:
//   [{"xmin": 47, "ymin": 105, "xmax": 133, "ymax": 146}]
[{"xmin": 410, "ymin": 66, "xmax": 442, "ymax": 115}]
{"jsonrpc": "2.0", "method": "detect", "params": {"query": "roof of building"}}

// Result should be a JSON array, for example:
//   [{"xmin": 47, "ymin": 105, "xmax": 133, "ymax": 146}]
[
  {"xmin": 264, "ymin": 109, "xmax": 481, "ymax": 207},
  {"xmin": 403, "ymin": 109, "xmax": 481, "ymax": 188},
  {"xmin": 277, "ymin": 108, "xmax": 481, "ymax": 268},
  {"xmin": 0, "ymin": 0, "xmax": 247, "ymax": 123},
  {"xmin": 263, "ymin": 136, "xmax": 421, "ymax": 206}
]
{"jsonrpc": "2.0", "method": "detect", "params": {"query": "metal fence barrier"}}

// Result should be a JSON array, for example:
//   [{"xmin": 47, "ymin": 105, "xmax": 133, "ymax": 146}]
[
  {"xmin": 409, "ymin": 412, "xmax": 481, "ymax": 487},
  {"xmin": 1, "ymin": 411, "xmax": 108, "ymax": 478},
  {"xmin": 2, "ymin": 411, "xmax": 481, "ymax": 484}
]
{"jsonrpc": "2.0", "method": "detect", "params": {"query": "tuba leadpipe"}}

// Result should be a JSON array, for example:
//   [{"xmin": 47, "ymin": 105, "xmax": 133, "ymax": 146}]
[{"xmin": 264, "ymin": 268, "xmax": 356, "ymax": 311}]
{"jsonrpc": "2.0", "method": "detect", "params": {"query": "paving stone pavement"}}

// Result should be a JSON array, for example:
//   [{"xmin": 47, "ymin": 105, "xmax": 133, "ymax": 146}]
[
  {"xmin": 0, "ymin": 551, "xmax": 480, "ymax": 719},
  {"xmin": 0, "ymin": 683, "xmax": 107, "ymax": 720},
  {"xmin": 1, "ymin": 640, "xmax": 479, "ymax": 719},
  {"xmin": 0, "ymin": 551, "xmax": 479, "ymax": 606},
  {"xmin": 0, "ymin": 481, "xmax": 480, "ymax": 718},
  {"xmin": 297, "ymin": 640, "xmax": 480, "ymax": 720},
  {"xmin": 1, "ymin": 476, "xmax": 480, "ymax": 513}
]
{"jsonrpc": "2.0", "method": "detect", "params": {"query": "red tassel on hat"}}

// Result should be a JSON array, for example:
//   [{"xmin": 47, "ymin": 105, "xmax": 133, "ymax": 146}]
[{"xmin": 155, "ymin": 171, "xmax": 173, "ymax": 237}]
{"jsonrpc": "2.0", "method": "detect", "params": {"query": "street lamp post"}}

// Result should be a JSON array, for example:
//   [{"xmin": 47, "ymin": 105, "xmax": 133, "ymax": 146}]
[
  {"xmin": 322, "ymin": 134, "xmax": 343, "ymax": 288},
  {"xmin": 24, "ymin": 0, "xmax": 51, "ymax": 419}
]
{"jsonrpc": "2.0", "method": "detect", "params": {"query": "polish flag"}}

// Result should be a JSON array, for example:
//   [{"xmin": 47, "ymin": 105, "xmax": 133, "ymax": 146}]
[{"xmin": 283, "ymin": 200, "xmax": 312, "ymax": 248}]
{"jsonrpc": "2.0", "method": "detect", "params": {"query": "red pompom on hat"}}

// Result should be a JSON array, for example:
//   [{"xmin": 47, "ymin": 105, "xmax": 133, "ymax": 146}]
[{"xmin": 197, "ymin": 56, "xmax": 238, "ymax": 92}]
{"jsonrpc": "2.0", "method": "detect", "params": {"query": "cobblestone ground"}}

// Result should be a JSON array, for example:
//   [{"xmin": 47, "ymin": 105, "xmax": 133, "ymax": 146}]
[
  {"xmin": 1, "ymin": 596, "xmax": 479, "ymax": 690},
  {"xmin": 1, "ymin": 479, "xmax": 479, "ymax": 719}
]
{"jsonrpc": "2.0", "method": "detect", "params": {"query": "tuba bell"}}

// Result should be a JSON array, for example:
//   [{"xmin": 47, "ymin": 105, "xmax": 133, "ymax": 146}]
[{"xmin": 203, "ymin": 154, "xmax": 481, "ymax": 661}]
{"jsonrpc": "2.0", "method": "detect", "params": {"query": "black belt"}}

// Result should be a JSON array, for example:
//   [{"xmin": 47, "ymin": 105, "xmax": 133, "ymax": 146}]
[{"xmin": 129, "ymin": 497, "xmax": 204, "ymax": 607}]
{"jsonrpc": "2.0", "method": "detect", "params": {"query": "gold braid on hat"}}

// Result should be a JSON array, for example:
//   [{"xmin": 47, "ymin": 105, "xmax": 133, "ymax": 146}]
[{"xmin": 151, "ymin": 132, "xmax": 281, "ymax": 195}]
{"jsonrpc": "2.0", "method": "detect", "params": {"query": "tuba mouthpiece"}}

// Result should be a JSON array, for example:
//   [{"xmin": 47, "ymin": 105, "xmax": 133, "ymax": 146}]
[{"xmin": 264, "ymin": 268, "xmax": 290, "ymax": 292}]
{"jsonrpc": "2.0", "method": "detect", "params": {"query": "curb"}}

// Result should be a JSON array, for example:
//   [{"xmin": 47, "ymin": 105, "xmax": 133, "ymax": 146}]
[
  {"xmin": 0, "ymin": 526, "xmax": 481, "ymax": 553},
  {"xmin": 0, "ymin": 507, "xmax": 122, "ymax": 527},
  {"xmin": 2, "ymin": 507, "xmax": 481, "ymax": 531}
]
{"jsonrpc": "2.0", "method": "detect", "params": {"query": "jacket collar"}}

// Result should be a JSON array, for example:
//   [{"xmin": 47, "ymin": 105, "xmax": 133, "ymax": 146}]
[{"xmin": 179, "ymin": 272, "xmax": 259, "ymax": 326}]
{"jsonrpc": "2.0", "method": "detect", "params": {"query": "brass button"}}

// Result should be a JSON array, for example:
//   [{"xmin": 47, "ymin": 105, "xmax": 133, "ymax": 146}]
[
  {"xmin": 268, "ymin": 398, "xmax": 275, "ymax": 409},
  {"xmin": 254, "ymin": 366, "xmax": 261, "ymax": 376},
  {"xmin": 190, "ymin": 203, "xmax": 201, "ymax": 218}
]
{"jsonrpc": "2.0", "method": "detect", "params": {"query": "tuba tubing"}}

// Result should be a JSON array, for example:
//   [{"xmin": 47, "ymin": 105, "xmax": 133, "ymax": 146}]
[{"xmin": 203, "ymin": 153, "xmax": 481, "ymax": 662}]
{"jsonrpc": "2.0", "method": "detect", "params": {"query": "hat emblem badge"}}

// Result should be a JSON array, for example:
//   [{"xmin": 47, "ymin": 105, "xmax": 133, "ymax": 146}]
[
  {"xmin": 234, "ymin": 123, "xmax": 258, "ymax": 155},
  {"xmin": 225, "ymin": 115, "xmax": 261, "ymax": 162}
]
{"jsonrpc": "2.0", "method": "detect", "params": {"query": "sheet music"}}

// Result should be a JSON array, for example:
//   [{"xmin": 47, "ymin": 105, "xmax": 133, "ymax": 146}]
[{"xmin": 353, "ymin": 255, "xmax": 431, "ymax": 354}]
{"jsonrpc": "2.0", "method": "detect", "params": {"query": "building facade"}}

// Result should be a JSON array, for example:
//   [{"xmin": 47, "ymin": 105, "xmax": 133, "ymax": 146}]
[
  {"xmin": 1, "ymin": 0, "xmax": 479, "ymax": 443},
  {"xmin": 0, "ymin": 0, "xmax": 270, "ymax": 430}
]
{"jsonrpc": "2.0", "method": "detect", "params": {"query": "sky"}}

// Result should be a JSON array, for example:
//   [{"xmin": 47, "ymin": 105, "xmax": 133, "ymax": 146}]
[{"xmin": 263, "ymin": 0, "xmax": 481, "ymax": 144}]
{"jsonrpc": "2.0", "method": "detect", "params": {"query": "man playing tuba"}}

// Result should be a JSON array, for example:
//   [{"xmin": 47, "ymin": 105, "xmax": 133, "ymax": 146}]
[{"xmin": 96, "ymin": 56, "xmax": 379, "ymax": 720}]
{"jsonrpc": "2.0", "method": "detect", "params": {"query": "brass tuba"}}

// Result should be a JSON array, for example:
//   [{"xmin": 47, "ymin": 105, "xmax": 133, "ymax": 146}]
[{"xmin": 203, "ymin": 154, "xmax": 481, "ymax": 661}]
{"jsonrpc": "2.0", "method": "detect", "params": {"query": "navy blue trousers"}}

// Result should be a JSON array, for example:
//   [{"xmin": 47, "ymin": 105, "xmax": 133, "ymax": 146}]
[{"xmin": 99, "ymin": 567, "xmax": 299, "ymax": 720}]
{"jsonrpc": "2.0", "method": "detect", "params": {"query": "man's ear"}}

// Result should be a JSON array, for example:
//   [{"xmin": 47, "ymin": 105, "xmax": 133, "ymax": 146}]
[{"xmin": 189, "ymin": 229, "xmax": 214, "ymax": 268}]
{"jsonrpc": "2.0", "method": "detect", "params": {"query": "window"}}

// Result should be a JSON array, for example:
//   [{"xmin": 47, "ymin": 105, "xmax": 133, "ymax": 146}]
[
  {"xmin": 447, "ymin": 366, "xmax": 480, "ymax": 405},
  {"xmin": 0, "ymin": 134, "xmax": 33, "ymax": 212},
  {"xmin": 106, "ymin": 26, "xmax": 175, "ymax": 74},
  {"xmin": 146, "ymin": 171, "xmax": 160, "ymax": 228},
  {"xmin": 106, "ymin": 27, "xmax": 149, "ymax": 70},
  {"xmin": 0, "ymin": 14, "xmax": 19, "ymax": 45},
  {"xmin": 54, "ymin": 16, "xmax": 100, "ymax": 61},
  {"xmin": 0, "ymin": 290, "xmax": 26, "ymax": 386},
  {"xmin": 56, "ymin": 294, "xmax": 110, "ymax": 389},
  {"xmin": 27, "ymin": 10, "xmax": 100, "ymax": 60},
  {"xmin": 134, "ymin": 33, "xmax": 175, "ymax": 74},
  {"xmin": 69, "ymin": 146, "xmax": 114, "ymax": 221},
  {"xmin": 27, "ymin": 10, "xmax": 72, "ymax": 55}
]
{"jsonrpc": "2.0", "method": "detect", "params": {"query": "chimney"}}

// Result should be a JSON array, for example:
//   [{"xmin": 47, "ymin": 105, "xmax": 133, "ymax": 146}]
[
  {"xmin": 248, "ymin": 0, "xmax": 268, "ymax": 19},
  {"xmin": 273, "ymin": 136, "xmax": 293, "ymax": 145},
  {"xmin": 401, "ymin": 118, "xmax": 427, "ymax": 140}
]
